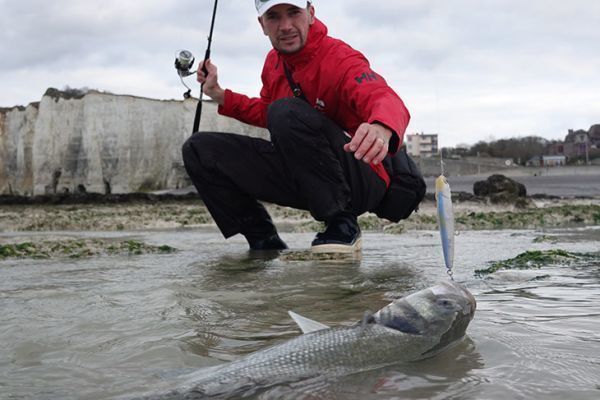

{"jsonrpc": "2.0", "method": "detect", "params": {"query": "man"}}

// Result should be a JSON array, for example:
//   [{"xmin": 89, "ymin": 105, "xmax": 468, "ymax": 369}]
[{"xmin": 182, "ymin": 0, "xmax": 410, "ymax": 252}]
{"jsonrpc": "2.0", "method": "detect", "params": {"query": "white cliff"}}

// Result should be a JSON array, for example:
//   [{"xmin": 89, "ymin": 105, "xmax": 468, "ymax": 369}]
[
  {"xmin": 0, "ymin": 104, "xmax": 38, "ymax": 195},
  {"xmin": 0, "ymin": 89, "xmax": 268, "ymax": 195}
]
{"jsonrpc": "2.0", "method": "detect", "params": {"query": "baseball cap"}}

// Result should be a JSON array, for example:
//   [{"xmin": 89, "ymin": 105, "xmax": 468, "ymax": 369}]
[{"xmin": 255, "ymin": 0, "xmax": 311, "ymax": 17}]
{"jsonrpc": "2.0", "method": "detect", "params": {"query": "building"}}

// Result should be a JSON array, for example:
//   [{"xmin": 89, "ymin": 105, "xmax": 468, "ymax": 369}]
[
  {"xmin": 406, "ymin": 132, "xmax": 438, "ymax": 157},
  {"xmin": 527, "ymin": 155, "xmax": 566, "ymax": 167},
  {"xmin": 545, "ymin": 125, "xmax": 599, "ymax": 163},
  {"xmin": 588, "ymin": 125, "xmax": 600, "ymax": 149},
  {"xmin": 542, "ymin": 155, "xmax": 566, "ymax": 166}
]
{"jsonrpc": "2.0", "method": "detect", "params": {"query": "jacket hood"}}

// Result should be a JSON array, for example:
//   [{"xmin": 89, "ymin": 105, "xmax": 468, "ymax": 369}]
[{"xmin": 278, "ymin": 18, "xmax": 327, "ymax": 69}]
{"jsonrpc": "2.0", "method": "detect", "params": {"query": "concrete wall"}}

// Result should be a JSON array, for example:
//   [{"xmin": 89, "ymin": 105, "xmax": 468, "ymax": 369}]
[
  {"xmin": 417, "ymin": 156, "xmax": 519, "ymax": 177},
  {"xmin": 0, "ymin": 90, "xmax": 267, "ymax": 195}
]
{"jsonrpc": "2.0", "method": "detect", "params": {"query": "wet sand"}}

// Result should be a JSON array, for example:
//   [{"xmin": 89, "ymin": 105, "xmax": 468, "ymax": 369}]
[
  {"xmin": 1, "ymin": 196, "xmax": 598, "ymax": 235},
  {"xmin": 425, "ymin": 171, "xmax": 600, "ymax": 197}
]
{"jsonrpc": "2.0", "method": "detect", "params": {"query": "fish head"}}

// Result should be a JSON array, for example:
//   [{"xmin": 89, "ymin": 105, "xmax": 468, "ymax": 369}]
[{"xmin": 373, "ymin": 281, "xmax": 476, "ymax": 342}]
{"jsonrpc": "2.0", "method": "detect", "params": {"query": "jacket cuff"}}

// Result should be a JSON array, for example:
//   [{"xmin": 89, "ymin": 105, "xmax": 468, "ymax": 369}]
[
  {"xmin": 388, "ymin": 133, "xmax": 400, "ymax": 153},
  {"xmin": 217, "ymin": 89, "xmax": 234, "ymax": 116}
]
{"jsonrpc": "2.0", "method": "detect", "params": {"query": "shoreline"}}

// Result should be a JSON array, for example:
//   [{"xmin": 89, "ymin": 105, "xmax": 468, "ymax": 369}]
[{"xmin": 2, "ymin": 192, "xmax": 599, "ymax": 233}]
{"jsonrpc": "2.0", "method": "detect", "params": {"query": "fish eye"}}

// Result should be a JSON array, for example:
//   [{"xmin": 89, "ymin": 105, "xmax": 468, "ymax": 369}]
[{"xmin": 436, "ymin": 298, "xmax": 456, "ymax": 309}]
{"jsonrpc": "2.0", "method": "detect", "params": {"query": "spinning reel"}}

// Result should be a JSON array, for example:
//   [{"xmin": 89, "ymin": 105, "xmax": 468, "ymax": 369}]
[
  {"xmin": 174, "ymin": 49, "xmax": 197, "ymax": 99},
  {"xmin": 174, "ymin": 0, "xmax": 218, "ymax": 133}
]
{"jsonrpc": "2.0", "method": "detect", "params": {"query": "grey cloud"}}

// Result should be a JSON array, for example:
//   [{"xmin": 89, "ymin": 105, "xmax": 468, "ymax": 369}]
[{"xmin": 0, "ymin": 0, "xmax": 598, "ymax": 146}]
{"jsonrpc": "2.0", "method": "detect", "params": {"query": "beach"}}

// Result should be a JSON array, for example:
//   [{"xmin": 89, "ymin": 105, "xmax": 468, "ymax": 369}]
[
  {"xmin": 2, "ymin": 170, "xmax": 599, "ymax": 234},
  {"xmin": 1, "ymin": 172, "xmax": 600, "ymax": 399}
]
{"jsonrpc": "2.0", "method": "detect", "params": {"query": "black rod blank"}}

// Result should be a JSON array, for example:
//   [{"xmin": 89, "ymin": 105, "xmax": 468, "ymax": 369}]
[{"xmin": 192, "ymin": 0, "xmax": 219, "ymax": 134}]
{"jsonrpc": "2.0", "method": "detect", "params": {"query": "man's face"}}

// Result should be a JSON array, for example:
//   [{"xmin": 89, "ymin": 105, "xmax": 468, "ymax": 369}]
[{"xmin": 259, "ymin": 3, "xmax": 315, "ymax": 54}]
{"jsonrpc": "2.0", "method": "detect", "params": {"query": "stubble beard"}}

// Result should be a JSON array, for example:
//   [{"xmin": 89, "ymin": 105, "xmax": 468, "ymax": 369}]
[{"xmin": 272, "ymin": 33, "xmax": 304, "ymax": 54}]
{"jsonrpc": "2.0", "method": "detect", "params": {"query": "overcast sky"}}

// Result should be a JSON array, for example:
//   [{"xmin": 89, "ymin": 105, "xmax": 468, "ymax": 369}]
[{"xmin": 1, "ymin": 0, "xmax": 598, "ymax": 147}]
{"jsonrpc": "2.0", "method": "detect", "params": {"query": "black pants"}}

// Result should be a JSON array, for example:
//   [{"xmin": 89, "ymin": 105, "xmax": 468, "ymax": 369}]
[{"xmin": 181, "ymin": 97, "xmax": 387, "ymax": 238}]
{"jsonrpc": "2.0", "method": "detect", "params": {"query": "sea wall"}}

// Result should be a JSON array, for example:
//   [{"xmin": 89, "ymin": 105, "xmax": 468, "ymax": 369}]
[
  {"xmin": 417, "ymin": 156, "xmax": 519, "ymax": 177},
  {"xmin": 0, "ymin": 90, "xmax": 267, "ymax": 195}
]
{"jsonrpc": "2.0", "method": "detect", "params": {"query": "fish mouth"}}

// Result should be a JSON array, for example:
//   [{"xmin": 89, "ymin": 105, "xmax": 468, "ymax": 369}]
[
  {"xmin": 421, "ymin": 307, "xmax": 473, "ymax": 357},
  {"xmin": 431, "ymin": 281, "xmax": 477, "ymax": 316},
  {"xmin": 455, "ymin": 282, "xmax": 477, "ymax": 316},
  {"xmin": 419, "ymin": 282, "xmax": 476, "ymax": 357}
]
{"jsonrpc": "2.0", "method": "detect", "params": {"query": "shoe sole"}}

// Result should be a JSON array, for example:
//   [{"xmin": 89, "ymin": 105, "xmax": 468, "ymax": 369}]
[{"xmin": 310, "ymin": 237, "xmax": 362, "ymax": 254}]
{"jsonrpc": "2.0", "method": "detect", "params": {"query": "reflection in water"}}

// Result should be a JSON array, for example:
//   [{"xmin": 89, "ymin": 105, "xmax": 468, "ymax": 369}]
[
  {"xmin": 174, "ymin": 249, "xmax": 421, "ymax": 362},
  {"xmin": 0, "ymin": 228, "xmax": 599, "ymax": 399}
]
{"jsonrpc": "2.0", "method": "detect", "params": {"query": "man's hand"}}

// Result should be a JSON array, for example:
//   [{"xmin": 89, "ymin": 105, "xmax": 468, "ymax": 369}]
[
  {"xmin": 343, "ymin": 123, "xmax": 393, "ymax": 165},
  {"xmin": 197, "ymin": 59, "xmax": 225, "ymax": 105}
]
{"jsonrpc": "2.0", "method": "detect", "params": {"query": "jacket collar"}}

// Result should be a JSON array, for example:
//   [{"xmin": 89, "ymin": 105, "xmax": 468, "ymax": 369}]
[{"xmin": 278, "ymin": 18, "xmax": 327, "ymax": 70}]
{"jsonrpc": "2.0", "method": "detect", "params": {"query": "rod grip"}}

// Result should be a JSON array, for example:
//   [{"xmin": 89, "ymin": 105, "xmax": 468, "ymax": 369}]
[{"xmin": 202, "ymin": 49, "xmax": 211, "ymax": 75}]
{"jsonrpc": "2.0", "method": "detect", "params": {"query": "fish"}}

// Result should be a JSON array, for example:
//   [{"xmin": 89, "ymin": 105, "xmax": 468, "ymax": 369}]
[
  {"xmin": 138, "ymin": 280, "xmax": 476, "ymax": 399},
  {"xmin": 435, "ymin": 174, "xmax": 455, "ymax": 273}
]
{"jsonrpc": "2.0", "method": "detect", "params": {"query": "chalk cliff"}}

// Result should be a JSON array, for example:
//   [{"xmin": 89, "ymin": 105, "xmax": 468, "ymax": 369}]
[{"xmin": 0, "ymin": 89, "xmax": 267, "ymax": 195}]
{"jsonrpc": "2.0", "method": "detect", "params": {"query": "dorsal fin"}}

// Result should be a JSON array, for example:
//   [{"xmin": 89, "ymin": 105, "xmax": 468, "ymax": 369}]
[{"xmin": 288, "ymin": 311, "xmax": 330, "ymax": 334}]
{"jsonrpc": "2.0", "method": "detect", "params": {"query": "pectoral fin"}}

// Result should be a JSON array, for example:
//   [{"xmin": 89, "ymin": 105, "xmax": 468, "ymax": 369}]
[{"xmin": 288, "ymin": 311, "xmax": 330, "ymax": 334}]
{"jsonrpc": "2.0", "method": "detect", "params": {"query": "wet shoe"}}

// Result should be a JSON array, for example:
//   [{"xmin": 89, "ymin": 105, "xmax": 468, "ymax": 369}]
[
  {"xmin": 240, "ymin": 208, "xmax": 287, "ymax": 251},
  {"xmin": 311, "ymin": 214, "xmax": 361, "ymax": 253},
  {"xmin": 246, "ymin": 233, "xmax": 288, "ymax": 251}
]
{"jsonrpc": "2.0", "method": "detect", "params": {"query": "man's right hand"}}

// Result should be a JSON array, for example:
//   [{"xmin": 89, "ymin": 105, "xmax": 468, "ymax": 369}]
[{"xmin": 197, "ymin": 59, "xmax": 225, "ymax": 105}]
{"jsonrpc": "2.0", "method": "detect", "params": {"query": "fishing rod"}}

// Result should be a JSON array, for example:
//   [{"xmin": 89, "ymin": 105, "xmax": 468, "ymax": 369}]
[{"xmin": 174, "ymin": 0, "xmax": 219, "ymax": 134}]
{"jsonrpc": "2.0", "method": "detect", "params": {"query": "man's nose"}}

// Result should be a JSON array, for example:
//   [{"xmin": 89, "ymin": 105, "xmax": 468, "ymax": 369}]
[{"xmin": 279, "ymin": 15, "xmax": 294, "ymax": 30}]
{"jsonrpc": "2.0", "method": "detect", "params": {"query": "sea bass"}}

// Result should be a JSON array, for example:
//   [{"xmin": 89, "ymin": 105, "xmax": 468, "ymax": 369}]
[
  {"xmin": 140, "ymin": 281, "xmax": 476, "ymax": 399},
  {"xmin": 436, "ymin": 175, "xmax": 455, "ymax": 273}
]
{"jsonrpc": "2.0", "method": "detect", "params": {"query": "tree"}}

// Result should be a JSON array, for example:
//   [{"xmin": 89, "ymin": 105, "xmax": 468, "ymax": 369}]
[{"xmin": 464, "ymin": 136, "xmax": 546, "ymax": 165}]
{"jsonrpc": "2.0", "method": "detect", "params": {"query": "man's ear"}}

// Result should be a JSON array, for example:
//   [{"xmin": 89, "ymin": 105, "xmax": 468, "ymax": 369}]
[
  {"xmin": 308, "ymin": 5, "xmax": 315, "ymax": 24},
  {"xmin": 258, "ymin": 16, "xmax": 268, "ymax": 35}
]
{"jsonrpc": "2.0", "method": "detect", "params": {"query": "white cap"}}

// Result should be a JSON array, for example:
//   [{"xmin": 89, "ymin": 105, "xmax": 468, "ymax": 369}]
[{"xmin": 255, "ymin": 0, "xmax": 311, "ymax": 17}]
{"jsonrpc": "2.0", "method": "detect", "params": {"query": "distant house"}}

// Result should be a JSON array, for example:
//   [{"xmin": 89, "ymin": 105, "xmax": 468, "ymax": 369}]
[
  {"xmin": 589, "ymin": 125, "xmax": 600, "ymax": 149},
  {"xmin": 563, "ymin": 129, "xmax": 590, "ymax": 158},
  {"xmin": 546, "ymin": 126, "xmax": 599, "ymax": 162},
  {"xmin": 565, "ymin": 129, "xmax": 588, "ymax": 144},
  {"xmin": 527, "ymin": 155, "xmax": 566, "ymax": 167},
  {"xmin": 406, "ymin": 132, "xmax": 438, "ymax": 157},
  {"xmin": 542, "ymin": 155, "xmax": 566, "ymax": 166},
  {"xmin": 546, "ymin": 142, "xmax": 565, "ymax": 156}
]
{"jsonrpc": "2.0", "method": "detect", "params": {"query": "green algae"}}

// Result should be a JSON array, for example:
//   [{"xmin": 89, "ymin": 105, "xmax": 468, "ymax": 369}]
[
  {"xmin": 0, "ymin": 239, "xmax": 176, "ymax": 260},
  {"xmin": 1, "ymin": 201, "xmax": 599, "ymax": 233},
  {"xmin": 452, "ymin": 204, "xmax": 600, "ymax": 230},
  {"xmin": 279, "ymin": 249, "xmax": 361, "ymax": 262},
  {"xmin": 475, "ymin": 249, "xmax": 587, "ymax": 276},
  {"xmin": 532, "ymin": 235, "xmax": 559, "ymax": 243},
  {"xmin": 0, "ymin": 242, "xmax": 47, "ymax": 259}
]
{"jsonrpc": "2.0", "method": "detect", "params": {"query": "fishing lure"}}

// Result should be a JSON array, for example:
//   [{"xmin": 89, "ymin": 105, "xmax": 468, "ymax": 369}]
[{"xmin": 435, "ymin": 173, "xmax": 455, "ymax": 279}]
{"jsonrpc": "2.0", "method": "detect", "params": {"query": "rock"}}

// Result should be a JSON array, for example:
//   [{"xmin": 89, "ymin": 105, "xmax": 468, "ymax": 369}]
[{"xmin": 473, "ymin": 174, "xmax": 527, "ymax": 203}]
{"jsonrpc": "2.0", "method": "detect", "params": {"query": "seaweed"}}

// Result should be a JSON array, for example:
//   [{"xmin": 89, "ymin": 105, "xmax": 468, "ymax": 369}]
[
  {"xmin": 0, "ymin": 239, "xmax": 177, "ymax": 260},
  {"xmin": 475, "ymin": 249, "xmax": 583, "ymax": 275}
]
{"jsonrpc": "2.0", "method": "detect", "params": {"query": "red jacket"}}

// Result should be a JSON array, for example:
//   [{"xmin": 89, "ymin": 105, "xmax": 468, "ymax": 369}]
[{"xmin": 218, "ymin": 18, "xmax": 410, "ymax": 186}]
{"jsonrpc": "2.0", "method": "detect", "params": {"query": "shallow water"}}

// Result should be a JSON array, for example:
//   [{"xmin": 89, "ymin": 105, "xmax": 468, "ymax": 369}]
[{"xmin": 1, "ymin": 227, "xmax": 599, "ymax": 399}]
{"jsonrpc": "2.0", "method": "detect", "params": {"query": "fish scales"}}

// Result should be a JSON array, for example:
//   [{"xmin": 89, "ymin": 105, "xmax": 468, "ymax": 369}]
[
  {"xmin": 189, "ymin": 324, "xmax": 436, "ymax": 394},
  {"xmin": 135, "ymin": 281, "xmax": 476, "ymax": 399}
]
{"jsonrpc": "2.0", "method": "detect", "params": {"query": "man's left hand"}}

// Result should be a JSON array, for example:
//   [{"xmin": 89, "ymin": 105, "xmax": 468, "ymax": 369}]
[{"xmin": 343, "ymin": 123, "xmax": 393, "ymax": 165}]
